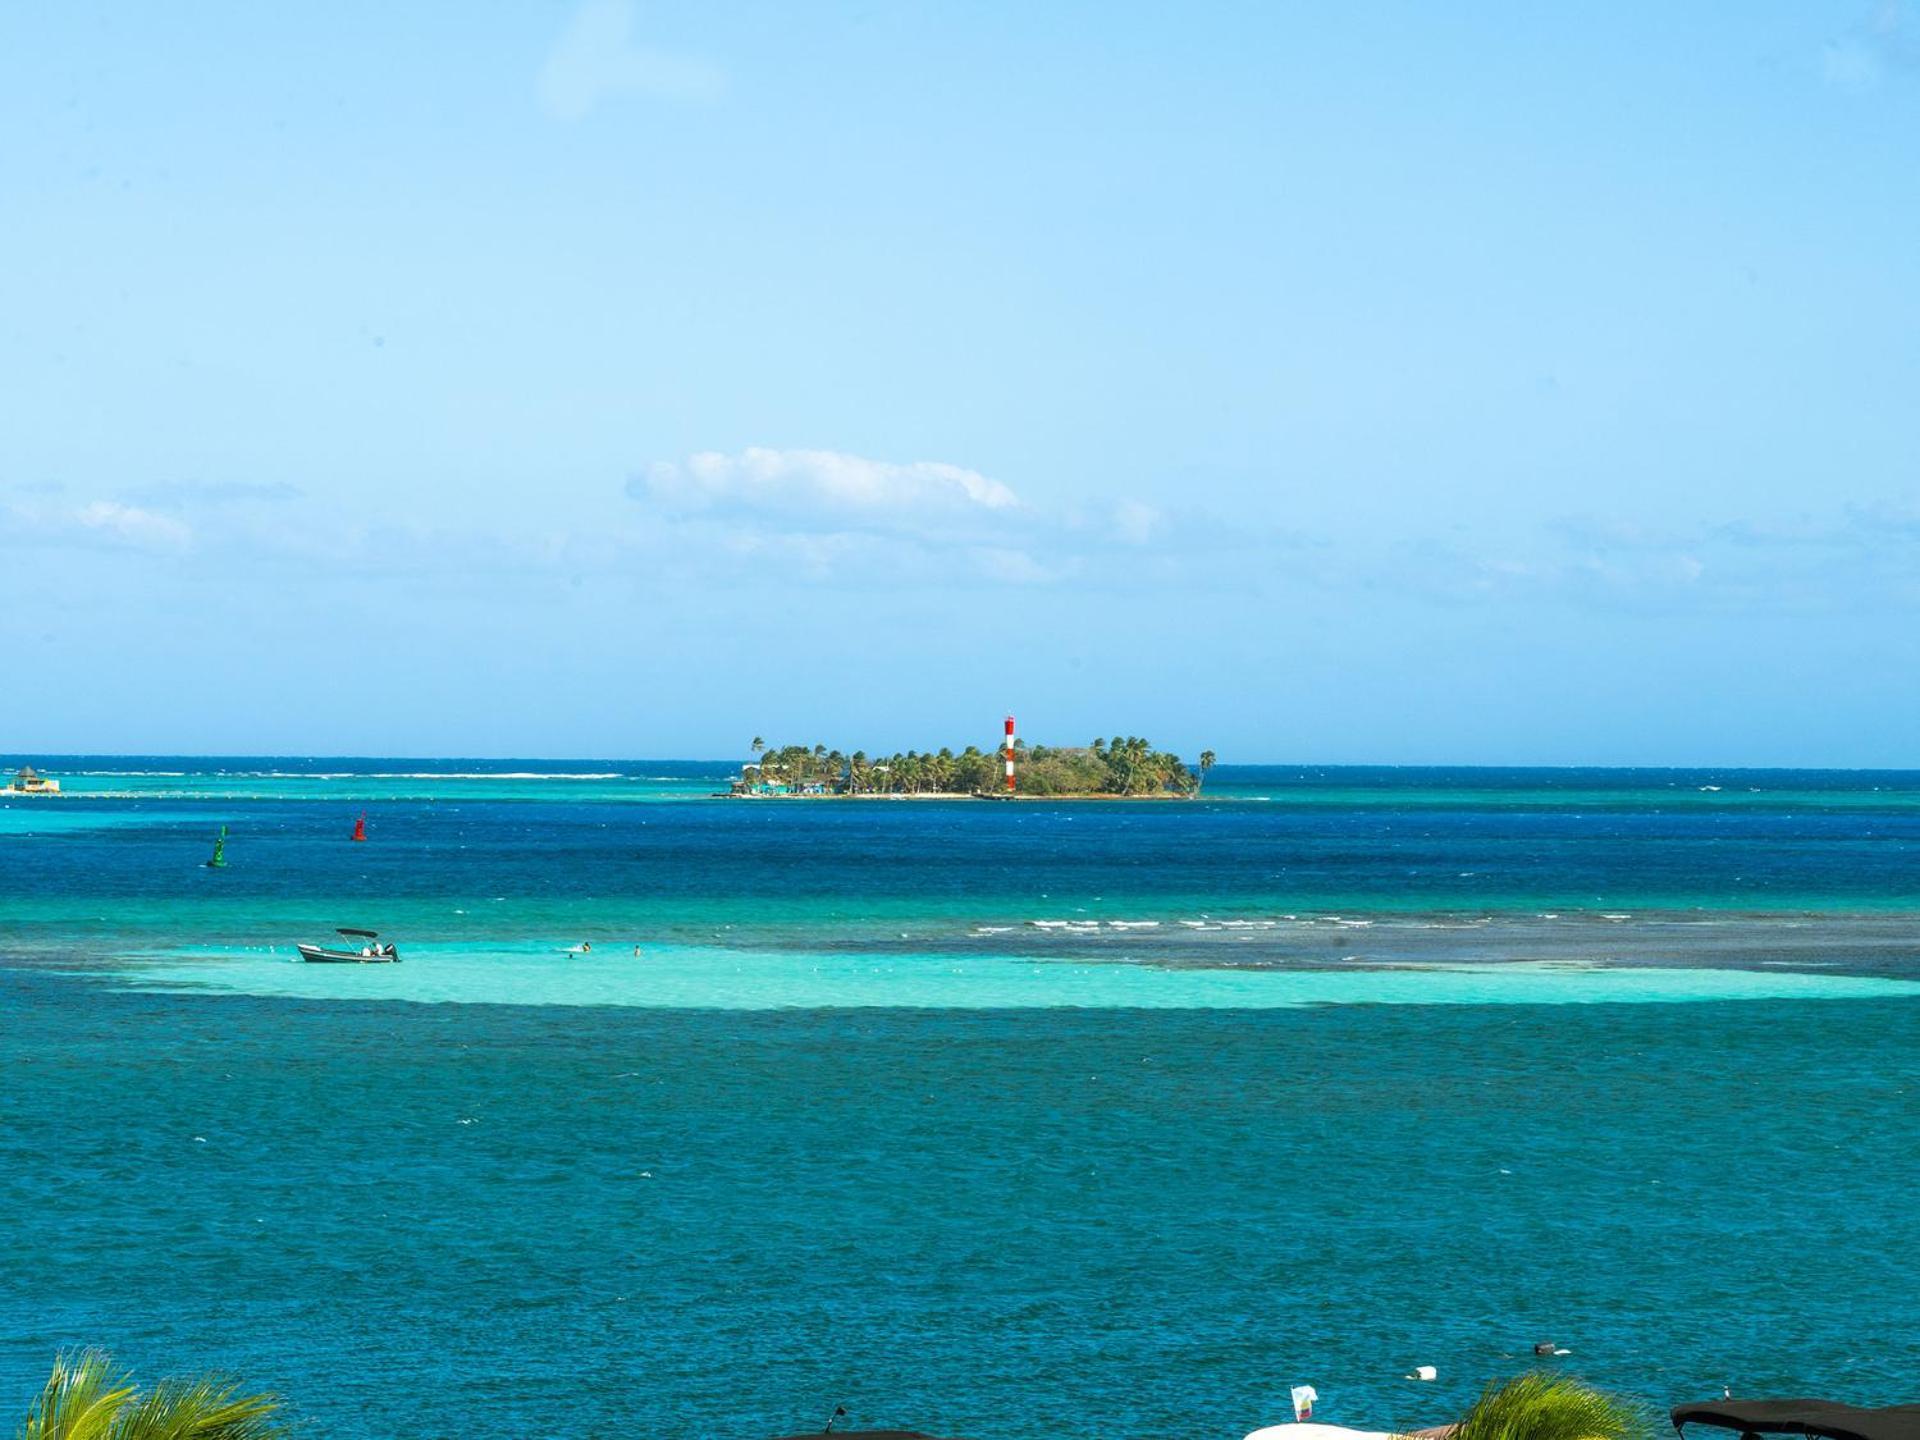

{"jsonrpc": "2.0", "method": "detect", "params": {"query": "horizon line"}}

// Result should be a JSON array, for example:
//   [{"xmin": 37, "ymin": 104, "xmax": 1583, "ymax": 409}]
[{"xmin": 8, "ymin": 751, "xmax": 1920, "ymax": 775}]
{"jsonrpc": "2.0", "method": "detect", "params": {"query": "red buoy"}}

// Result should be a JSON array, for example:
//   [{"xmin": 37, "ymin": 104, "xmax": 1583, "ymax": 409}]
[{"xmin": 351, "ymin": 811, "xmax": 367, "ymax": 842}]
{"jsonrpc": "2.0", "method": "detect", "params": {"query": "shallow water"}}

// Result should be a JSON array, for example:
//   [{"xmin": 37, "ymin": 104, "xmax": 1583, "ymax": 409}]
[
  {"xmin": 109, "ymin": 942, "xmax": 1920, "ymax": 1009},
  {"xmin": 4, "ymin": 761, "xmax": 1920, "ymax": 1436}
]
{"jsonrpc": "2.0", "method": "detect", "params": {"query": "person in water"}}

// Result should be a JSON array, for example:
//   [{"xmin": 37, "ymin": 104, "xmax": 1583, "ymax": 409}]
[{"xmin": 581, "ymin": 941, "xmax": 591, "ymax": 953}]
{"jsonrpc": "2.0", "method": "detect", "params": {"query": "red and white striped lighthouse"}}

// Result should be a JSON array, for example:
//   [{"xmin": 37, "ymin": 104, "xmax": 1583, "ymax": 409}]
[{"xmin": 1003, "ymin": 714, "xmax": 1017, "ymax": 792}]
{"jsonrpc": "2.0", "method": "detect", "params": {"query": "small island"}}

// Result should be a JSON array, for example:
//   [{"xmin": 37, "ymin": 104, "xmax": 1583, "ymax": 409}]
[{"xmin": 729, "ymin": 736, "xmax": 1216, "ymax": 798}]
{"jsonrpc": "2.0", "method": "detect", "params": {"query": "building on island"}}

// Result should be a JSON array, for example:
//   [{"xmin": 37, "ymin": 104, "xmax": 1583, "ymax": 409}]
[
  {"xmin": 729, "ymin": 763, "xmax": 788, "ymax": 796},
  {"xmin": 729, "ymin": 762, "xmax": 832, "ymax": 797},
  {"xmin": 8, "ymin": 764, "xmax": 60, "ymax": 794}
]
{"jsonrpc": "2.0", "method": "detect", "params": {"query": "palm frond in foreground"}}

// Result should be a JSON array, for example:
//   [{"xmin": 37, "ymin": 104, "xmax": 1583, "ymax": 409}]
[
  {"xmin": 1449, "ymin": 1371, "xmax": 1647, "ymax": 1440},
  {"xmin": 14, "ymin": 1351, "xmax": 287, "ymax": 1440}
]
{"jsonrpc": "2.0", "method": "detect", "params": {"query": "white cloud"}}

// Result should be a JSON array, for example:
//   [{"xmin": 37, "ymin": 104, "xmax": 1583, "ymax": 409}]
[
  {"xmin": 623, "ymin": 445, "xmax": 1224, "ymax": 587},
  {"xmin": 538, "ymin": 0, "xmax": 723, "ymax": 120},
  {"xmin": 0, "ymin": 497, "xmax": 193, "ymax": 552},
  {"xmin": 633, "ymin": 447, "xmax": 1021, "ymax": 530},
  {"xmin": 1375, "ymin": 503, "xmax": 1920, "ymax": 616},
  {"xmin": 74, "ymin": 501, "xmax": 192, "ymax": 550}
]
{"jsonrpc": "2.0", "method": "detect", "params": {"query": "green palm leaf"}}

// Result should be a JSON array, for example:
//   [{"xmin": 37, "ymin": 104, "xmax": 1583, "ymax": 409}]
[
  {"xmin": 1449, "ymin": 1372, "xmax": 1648, "ymax": 1440},
  {"xmin": 110, "ymin": 1378, "xmax": 287, "ymax": 1440},
  {"xmin": 13, "ymin": 1354, "xmax": 287, "ymax": 1440},
  {"xmin": 16, "ymin": 1351, "xmax": 136, "ymax": 1440}
]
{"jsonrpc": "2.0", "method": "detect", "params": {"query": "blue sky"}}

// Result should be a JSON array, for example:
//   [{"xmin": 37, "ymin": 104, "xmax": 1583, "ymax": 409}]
[{"xmin": 3, "ymin": 2, "xmax": 1917, "ymax": 763}]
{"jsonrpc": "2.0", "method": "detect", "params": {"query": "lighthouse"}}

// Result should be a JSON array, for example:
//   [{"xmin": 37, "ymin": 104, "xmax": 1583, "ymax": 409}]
[{"xmin": 1004, "ymin": 715, "xmax": 1016, "ymax": 792}]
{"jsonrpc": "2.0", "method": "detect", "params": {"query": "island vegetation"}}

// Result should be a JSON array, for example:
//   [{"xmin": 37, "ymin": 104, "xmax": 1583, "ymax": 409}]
[{"xmin": 733, "ymin": 735, "xmax": 1216, "ymax": 798}]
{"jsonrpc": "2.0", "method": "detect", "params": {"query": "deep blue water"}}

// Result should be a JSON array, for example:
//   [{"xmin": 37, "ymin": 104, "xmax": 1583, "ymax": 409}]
[
  {"xmin": 6, "ymin": 764, "xmax": 1920, "ymax": 947},
  {"xmin": 4, "ymin": 980, "xmax": 1920, "ymax": 1438}
]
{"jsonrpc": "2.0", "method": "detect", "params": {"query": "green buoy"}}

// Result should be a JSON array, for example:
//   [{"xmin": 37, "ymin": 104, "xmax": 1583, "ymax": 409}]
[{"xmin": 205, "ymin": 825, "xmax": 228, "ymax": 869}]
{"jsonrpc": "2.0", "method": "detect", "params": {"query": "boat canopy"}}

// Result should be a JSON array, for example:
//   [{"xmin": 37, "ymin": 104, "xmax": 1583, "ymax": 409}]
[
  {"xmin": 337, "ymin": 927, "xmax": 380, "ymax": 938},
  {"xmin": 1674, "ymin": 1401, "xmax": 1920, "ymax": 1440}
]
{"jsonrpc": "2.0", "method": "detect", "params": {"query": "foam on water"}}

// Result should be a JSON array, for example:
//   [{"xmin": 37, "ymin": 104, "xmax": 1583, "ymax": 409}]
[{"xmin": 112, "ymin": 941, "xmax": 1920, "ymax": 1009}]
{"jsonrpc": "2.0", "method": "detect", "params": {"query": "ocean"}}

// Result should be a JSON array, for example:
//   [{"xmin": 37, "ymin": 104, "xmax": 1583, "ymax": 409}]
[{"xmin": 3, "ymin": 760, "xmax": 1918, "ymax": 1438}]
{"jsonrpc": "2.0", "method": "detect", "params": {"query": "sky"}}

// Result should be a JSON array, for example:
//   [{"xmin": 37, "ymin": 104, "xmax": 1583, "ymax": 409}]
[{"xmin": 2, "ymin": 1, "xmax": 1918, "ymax": 764}]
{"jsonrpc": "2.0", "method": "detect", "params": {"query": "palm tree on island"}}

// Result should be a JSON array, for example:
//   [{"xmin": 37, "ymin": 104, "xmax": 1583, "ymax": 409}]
[{"xmin": 1196, "ymin": 749, "xmax": 1216, "ymax": 792}]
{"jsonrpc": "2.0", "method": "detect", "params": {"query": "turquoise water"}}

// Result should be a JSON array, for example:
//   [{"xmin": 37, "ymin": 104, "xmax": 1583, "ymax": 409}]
[
  {"xmin": 111, "ymin": 943, "xmax": 1920, "ymax": 1009},
  {"xmin": 5, "ymin": 760, "xmax": 1920, "ymax": 1436}
]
